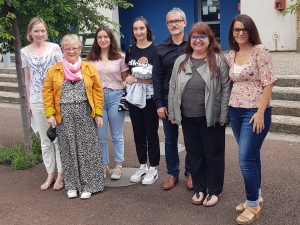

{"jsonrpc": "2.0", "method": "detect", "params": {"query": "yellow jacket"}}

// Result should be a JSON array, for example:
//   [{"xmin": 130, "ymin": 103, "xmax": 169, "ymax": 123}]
[{"xmin": 42, "ymin": 61, "xmax": 103, "ymax": 124}]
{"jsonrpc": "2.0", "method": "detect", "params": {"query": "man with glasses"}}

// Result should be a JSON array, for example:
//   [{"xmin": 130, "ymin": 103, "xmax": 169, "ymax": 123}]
[{"xmin": 153, "ymin": 7, "xmax": 192, "ymax": 190}]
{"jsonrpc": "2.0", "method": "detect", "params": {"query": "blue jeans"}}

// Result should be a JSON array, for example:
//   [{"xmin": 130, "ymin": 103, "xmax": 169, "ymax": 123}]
[
  {"xmin": 163, "ymin": 95, "xmax": 190, "ymax": 177},
  {"xmin": 98, "ymin": 89, "xmax": 125, "ymax": 166},
  {"xmin": 229, "ymin": 106, "xmax": 271, "ymax": 207}
]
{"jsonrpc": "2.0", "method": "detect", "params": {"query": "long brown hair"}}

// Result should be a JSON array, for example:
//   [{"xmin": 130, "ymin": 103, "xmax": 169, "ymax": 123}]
[
  {"xmin": 179, "ymin": 22, "xmax": 223, "ymax": 78},
  {"xmin": 86, "ymin": 26, "xmax": 122, "ymax": 61},
  {"xmin": 228, "ymin": 14, "xmax": 262, "ymax": 51}
]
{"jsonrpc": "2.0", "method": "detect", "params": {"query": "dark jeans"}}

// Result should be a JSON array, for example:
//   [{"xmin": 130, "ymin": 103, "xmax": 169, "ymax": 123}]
[
  {"xmin": 229, "ymin": 106, "xmax": 271, "ymax": 206},
  {"xmin": 128, "ymin": 99, "xmax": 160, "ymax": 167},
  {"xmin": 163, "ymin": 95, "xmax": 190, "ymax": 177},
  {"xmin": 181, "ymin": 116, "xmax": 225, "ymax": 195}
]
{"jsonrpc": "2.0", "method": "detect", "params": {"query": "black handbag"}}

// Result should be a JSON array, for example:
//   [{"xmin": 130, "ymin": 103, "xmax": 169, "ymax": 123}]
[
  {"xmin": 118, "ymin": 90, "xmax": 129, "ymax": 111},
  {"xmin": 46, "ymin": 126, "xmax": 57, "ymax": 142}
]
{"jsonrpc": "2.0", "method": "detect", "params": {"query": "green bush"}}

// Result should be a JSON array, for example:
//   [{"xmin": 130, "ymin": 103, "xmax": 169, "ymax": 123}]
[{"xmin": 0, "ymin": 134, "xmax": 42, "ymax": 170}]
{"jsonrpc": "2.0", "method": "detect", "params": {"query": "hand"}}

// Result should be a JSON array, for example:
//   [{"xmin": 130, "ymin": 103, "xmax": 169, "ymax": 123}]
[
  {"xmin": 249, "ymin": 111, "xmax": 265, "ymax": 134},
  {"xmin": 219, "ymin": 122, "xmax": 225, "ymax": 126},
  {"xmin": 171, "ymin": 119, "xmax": 176, "ymax": 124},
  {"xmin": 157, "ymin": 107, "xmax": 168, "ymax": 119},
  {"xmin": 27, "ymin": 103, "xmax": 32, "ymax": 116},
  {"xmin": 47, "ymin": 115, "xmax": 57, "ymax": 127},
  {"xmin": 95, "ymin": 115, "xmax": 103, "ymax": 128},
  {"xmin": 125, "ymin": 75, "xmax": 136, "ymax": 85},
  {"xmin": 122, "ymin": 81, "xmax": 127, "ymax": 89}
]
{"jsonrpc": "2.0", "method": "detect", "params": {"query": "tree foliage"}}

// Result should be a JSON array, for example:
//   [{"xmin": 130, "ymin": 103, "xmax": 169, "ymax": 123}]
[
  {"xmin": 0, "ymin": 0, "xmax": 133, "ymax": 151},
  {"xmin": 0, "ymin": 0, "xmax": 133, "ymax": 53},
  {"xmin": 282, "ymin": 0, "xmax": 300, "ymax": 15}
]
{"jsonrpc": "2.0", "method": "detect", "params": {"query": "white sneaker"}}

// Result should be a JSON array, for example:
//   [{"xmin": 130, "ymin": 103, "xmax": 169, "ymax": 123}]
[
  {"xmin": 142, "ymin": 169, "xmax": 158, "ymax": 185},
  {"xmin": 67, "ymin": 190, "xmax": 77, "ymax": 198},
  {"xmin": 130, "ymin": 168, "xmax": 147, "ymax": 183},
  {"xmin": 111, "ymin": 166, "xmax": 122, "ymax": 180},
  {"xmin": 80, "ymin": 191, "xmax": 91, "ymax": 199}
]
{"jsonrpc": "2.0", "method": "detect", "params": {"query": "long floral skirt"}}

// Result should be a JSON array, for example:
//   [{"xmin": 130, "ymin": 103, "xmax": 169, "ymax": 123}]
[{"xmin": 57, "ymin": 101, "xmax": 104, "ymax": 194}]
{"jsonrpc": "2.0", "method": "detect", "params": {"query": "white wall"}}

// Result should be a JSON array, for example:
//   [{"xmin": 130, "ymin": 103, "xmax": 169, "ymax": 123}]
[
  {"xmin": 241, "ymin": 0, "xmax": 297, "ymax": 51},
  {"xmin": 97, "ymin": 8, "xmax": 121, "ymax": 45}
]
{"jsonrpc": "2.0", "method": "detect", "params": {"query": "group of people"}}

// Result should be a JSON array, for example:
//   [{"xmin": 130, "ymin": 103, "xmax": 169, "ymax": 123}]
[{"xmin": 21, "ymin": 7, "xmax": 276, "ymax": 225}]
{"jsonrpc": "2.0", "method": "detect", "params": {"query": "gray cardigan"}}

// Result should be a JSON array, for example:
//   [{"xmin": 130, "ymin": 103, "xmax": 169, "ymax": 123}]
[{"xmin": 168, "ymin": 53, "xmax": 232, "ymax": 127}]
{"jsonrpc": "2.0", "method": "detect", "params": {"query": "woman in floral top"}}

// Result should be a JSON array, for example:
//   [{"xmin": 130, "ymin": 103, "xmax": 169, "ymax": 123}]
[{"xmin": 228, "ymin": 14, "xmax": 276, "ymax": 225}]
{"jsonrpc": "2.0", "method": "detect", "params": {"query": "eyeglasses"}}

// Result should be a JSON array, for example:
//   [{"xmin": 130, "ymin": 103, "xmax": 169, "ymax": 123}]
[
  {"xmin": 232, "ymin": 28, "xmax": 248, "ymax": 34},
  {"xmin": 64, "ymin": 47, "xmax": 80, "ymax": 53},
  {"xmin": 167, "ymin": 20, "xmax": 184, "ymax": 26},
  {"xmin": 97, "ymin": 36, "xmax": 110, "ymax": 40},
  {"xmin": 191, "ymin": 35, "xmax": 208, "ymax": 41}
]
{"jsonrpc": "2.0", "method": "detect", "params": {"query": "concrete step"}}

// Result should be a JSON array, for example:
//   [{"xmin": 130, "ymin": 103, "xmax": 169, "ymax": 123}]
[
  {"xmin": 0, "ymin": 82, "xmax": 18, "ymax": 92},
  {"xmin": 0, "ymin": 67, "xmax": 17, "ymax": 74},
  {"xmin": 272, "ymin": 86, "xmax": 300, "ymax": 101},
  {"xmin": 275, "ymin": 75, "xmax": 300, "ymax": 87},
  {"xmin": 272, "ymin": 100, "xmax": 300, "ymax": 117},
  {"xmin": 271, "ymin": 115, "xmax": 300, "ymax": 135},
  {"xmin": 0, "ymin": 73, "xmax": 18, "ymax": 83},
  {"xmin": 0, "ymin": 91, "xmax": 19, "ymax": 103}
]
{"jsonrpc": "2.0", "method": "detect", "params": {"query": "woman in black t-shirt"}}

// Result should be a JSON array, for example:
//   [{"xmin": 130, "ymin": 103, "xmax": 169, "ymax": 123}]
[{"xmin": 124, "ymin": 17, "xmax": 160, "ymax": 185}]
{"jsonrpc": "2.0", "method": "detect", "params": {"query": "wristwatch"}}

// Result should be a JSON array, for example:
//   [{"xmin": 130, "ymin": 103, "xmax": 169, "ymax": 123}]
[{"xmin": 134, "ymin": 78, "xmax": 137, "ymax": 83}]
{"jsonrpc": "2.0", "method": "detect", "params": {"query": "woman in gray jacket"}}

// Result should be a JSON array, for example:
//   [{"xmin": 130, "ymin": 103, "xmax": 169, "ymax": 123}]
[{"xmin": 168, "ymin": 22, "xmax": 232, "ymax": 207}]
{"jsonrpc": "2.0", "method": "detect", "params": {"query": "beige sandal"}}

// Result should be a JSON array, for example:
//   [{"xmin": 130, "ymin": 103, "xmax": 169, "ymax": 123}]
[
  {"xmin": 236, "ymin": 205, "xmax": 261, "ymax": 224},
  {"xmin": 236, "ymin": 195, "xmax": 263, "ymax": 213},
  {"xmin": 53, "ymin": 180, "xmax": 64, "ymax": 191},
  {"xmin": 40, "ymin": 178, "xmax": 55, "ymax": 191}
]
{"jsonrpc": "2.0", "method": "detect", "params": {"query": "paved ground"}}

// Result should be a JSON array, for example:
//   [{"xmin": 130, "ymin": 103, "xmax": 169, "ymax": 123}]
[
  {"xmin": 0, "ymin": 106, "xmax": 300, "ymax": 225},
  {"xmin": 1, "ymin": 51, "xmax": 300, "ymax": 225}
]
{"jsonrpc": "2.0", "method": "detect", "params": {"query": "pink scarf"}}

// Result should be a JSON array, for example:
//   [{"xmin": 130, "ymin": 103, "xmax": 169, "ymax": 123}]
[{"xmin": 62, "ymin": 57, "xmax": 83, "ymax": 81}]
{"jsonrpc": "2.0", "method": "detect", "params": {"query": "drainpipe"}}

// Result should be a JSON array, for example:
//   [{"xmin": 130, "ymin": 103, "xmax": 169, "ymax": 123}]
[{"xmin": 297, "ymin": 9, "xmax": 300, "ymax": 53}]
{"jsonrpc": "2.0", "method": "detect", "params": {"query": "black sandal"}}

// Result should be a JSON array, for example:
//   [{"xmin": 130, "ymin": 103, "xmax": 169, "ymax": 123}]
[
  {"xmin": 203, "ymin": 194, "xmax": 219, "ymax": 207},
  {"xmin": 191, "ymin": 192, "xmax": 205, "ymax": 205}
]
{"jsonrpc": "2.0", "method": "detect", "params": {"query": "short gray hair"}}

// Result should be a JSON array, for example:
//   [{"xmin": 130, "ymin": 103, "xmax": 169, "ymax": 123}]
[
  {"xmin": 166, "ymin": 7, "xmax": 186, "ymax": 21},
  {"xmin": 60, "ymin": 34, "xmax": 82, "ymax": 49}
]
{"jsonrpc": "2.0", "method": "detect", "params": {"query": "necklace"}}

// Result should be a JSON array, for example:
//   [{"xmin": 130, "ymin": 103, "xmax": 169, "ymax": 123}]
[{"xmin": 238, "ymin": 45, "xmax": 253, "ymax": 57}]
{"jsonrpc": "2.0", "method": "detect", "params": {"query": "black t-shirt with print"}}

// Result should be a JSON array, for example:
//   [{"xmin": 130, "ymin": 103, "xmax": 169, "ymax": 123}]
[{"xmin": 125, "ymin": 43, "xmax": 156, "ymax": 74}]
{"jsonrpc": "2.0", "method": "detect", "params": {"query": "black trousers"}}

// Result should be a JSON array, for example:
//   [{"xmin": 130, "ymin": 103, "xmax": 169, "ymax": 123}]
[
  {"xmin": 128, "ymin": 99, "xmax": 160, "ymax": 167},
  {"xmin": 181, "ymin": 116, "xmax": 225, "ymax": 195}
]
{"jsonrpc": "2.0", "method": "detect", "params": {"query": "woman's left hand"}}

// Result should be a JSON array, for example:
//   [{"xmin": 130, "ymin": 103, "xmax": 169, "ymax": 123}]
[
  {"xmin": 219, "ymin": 122, "xmax": 225, "ymax": 126},
  {"xmin": 249, "ymin": 111, "xmax": 265, "ymax": 134},
  {"xmin": 95, "ymin": 115, "xmax": 103, "ymax": 128}
]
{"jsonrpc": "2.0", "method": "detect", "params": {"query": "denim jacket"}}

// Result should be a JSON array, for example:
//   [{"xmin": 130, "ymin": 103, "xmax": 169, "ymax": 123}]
[{"xmin": 168, "ymin": 53, "xmax": 232, "ymax": 127}]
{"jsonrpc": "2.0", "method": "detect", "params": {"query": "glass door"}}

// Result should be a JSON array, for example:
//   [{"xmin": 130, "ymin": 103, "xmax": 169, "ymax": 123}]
[{"xmin": 196, "ymin": 0, "xmax": 220, "ymax": 42}]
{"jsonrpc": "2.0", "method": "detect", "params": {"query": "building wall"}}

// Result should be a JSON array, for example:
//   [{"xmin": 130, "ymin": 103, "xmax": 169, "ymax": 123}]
[
  {"xmin": 241, "ymin": 0, "xmax": 297, "ymax": 51},
  {"xmin": 220, "ymin": 0, "xmax": 240, "ymax": 50},
  {"xmin": 95, "ymin": 8, "xmax": 121, "ymax": 45},
  {"xmin": 119, "ymin": 0, "xmax": 195, "ymax": 50}
]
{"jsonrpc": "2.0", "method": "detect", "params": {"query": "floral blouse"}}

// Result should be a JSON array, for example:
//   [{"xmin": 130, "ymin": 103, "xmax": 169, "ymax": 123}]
[{"xmin": 228, "ymin": 44, "xmax": 277, "ymax": 108}]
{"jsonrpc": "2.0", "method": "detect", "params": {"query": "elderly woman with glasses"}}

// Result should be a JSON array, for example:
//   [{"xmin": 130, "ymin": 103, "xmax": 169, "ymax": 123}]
[
  {"xmin": 228, "ymin": 14, "xmax": 276, "ymax": 224},
  {"xmin": 168, "ymin": 22, "xmax": 232, "ymax": 207},
  {"xmin": 42, "ymin": 34, "xmax": 105, "ymax": 199}
]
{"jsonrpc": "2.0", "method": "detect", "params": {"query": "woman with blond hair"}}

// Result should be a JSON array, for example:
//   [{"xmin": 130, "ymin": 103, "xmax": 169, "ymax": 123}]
[
  {"xmin": 43, "ymin": 34, "xmax": 105, "ymax": 199},
  {"xmin": 21, "ymin": 17, "xmax": 64, "ymax": 191}
]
